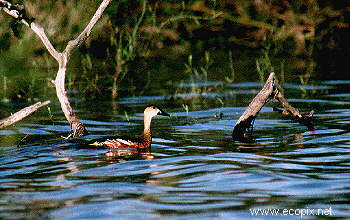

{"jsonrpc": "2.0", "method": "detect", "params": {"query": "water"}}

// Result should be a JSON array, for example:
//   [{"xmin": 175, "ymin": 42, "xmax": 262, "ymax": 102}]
[{"xmin": 1, "ymin": 79, "xmax": 350, "ymax": 219}]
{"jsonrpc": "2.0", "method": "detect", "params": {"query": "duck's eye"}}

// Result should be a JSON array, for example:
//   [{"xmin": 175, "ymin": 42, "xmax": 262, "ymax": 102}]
[{"xmin": 152, "ymin": 106, "xmax": 156, "ymax": 109}]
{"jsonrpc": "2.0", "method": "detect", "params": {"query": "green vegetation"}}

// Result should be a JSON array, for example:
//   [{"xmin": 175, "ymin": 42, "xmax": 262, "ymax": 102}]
[{"xmin": 0, "ymin": 0, "xmax": 349, "ymax": 102}]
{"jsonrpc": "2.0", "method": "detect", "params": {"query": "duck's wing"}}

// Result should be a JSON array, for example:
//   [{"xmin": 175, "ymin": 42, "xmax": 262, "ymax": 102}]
[{"xmin": 88, "ymin": 136, "xmax": 140, "ymax": 149}]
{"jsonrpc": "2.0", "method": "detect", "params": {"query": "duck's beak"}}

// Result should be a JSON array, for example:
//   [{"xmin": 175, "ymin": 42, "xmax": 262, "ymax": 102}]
[
  {"xmin": 158, "ymin": 109, "xmax": 170, "ymax": 117},
  {"xmin": 162, "ymin": 112, "xmax": 170, "ymax": 117}
]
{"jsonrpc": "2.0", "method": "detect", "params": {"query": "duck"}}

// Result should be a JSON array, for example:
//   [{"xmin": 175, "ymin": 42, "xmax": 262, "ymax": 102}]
[{"xmin": 88, "ymin": 105, "xmax": 170, "ymax": 149}]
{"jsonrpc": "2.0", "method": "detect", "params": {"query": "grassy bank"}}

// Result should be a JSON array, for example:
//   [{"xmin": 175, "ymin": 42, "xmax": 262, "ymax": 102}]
[{"xmin": 0, "ymin": 0, "xmax": 348, "ymax": 101}]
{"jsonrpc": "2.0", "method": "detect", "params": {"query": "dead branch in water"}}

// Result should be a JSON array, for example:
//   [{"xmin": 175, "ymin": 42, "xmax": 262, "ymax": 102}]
[
  {"xmin": 0, "ymin": 0, "xmax": 112, "ymax": 137},
  {"xmin": 232, "ymin": 72, "xmax": 276, "ymax": 141},
  {"xmin": 272, "ymin": 89, "xmax": 314, "ymax": 130},
  {"xmin": 232, "ymin": 72, "xmax": 314, "ymax": 141},
  {"xmin": 0, "ymin": 101, "xmax": 50, "ymax": 128}
]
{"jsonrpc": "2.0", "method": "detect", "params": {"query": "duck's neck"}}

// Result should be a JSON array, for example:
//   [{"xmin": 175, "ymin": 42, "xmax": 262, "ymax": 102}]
[{"xmin": 142, "ymin": 115, "xmax": 152, "ymax": 140}]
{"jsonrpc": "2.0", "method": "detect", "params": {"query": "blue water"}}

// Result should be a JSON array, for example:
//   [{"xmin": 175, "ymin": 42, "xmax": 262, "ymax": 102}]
[{"xmin": 1, "ymin": 80, "xmax": 350, "ymax": 219}]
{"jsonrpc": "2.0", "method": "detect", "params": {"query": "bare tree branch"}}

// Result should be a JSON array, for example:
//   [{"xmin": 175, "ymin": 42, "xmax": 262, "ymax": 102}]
[
  {"xmin": 31, "ymin": 23, "xmax": 61, "ymax": 62},
  {"xmin": 1, "ymin": 0, "xmax": 112, "ymax": 137},
  {"xmin": 0, "ymin": 101, "xmax": 50, "ymax": 128},
  {"xmin": 273, "ymin": 89, "xmax": 314, "ymax": 130},
  {"xmin": 232, "ymin": 72, "xmax": 275, "ymax": 140},
  {"xmin": 0, "ymin": 0, "xmax": 28, "ymax": 24},
  {"xmin": 64, "ymin": 0, "xmax": 112, "ymax": 57},
  {"xmin": 232, "ymin": 72, "xmax": 314, "ymax": 141}
]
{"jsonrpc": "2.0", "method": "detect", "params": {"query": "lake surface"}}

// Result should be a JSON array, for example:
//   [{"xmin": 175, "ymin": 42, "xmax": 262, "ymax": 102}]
[{"xmin": 1, "ymin": 78, "xmax": 350, "ymax": 219}]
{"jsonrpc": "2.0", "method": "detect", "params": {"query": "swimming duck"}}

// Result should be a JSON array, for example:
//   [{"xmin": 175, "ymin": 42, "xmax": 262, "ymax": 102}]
[{"xmin": 89, "ymin": 105, "xmax": 170, "ymax": 149}]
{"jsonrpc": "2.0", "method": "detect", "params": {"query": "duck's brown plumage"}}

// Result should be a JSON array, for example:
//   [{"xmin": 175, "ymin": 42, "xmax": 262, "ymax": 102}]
[{"xmin": 89, "ymin": 105, "xmax": 169, "ymax": 149}]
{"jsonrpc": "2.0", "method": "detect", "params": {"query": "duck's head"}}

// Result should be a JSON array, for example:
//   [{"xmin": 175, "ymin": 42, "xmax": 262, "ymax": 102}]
[{"xmin": 144, "ymin": 105, "xmax": 170, "ymax": 118}]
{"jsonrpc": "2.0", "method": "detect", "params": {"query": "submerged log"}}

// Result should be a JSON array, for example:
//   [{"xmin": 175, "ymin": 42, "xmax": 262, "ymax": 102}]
[
  {"xmin": 232, "ymin": 72, "xmax": 314, "ymax": 141},
  {"xmin": 0, "ymin": 101, "xmax": 50, "ymax": 128},
  {"xmin": 1, "ymin": 0, "xmax": 112, "ymax": 137}
]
